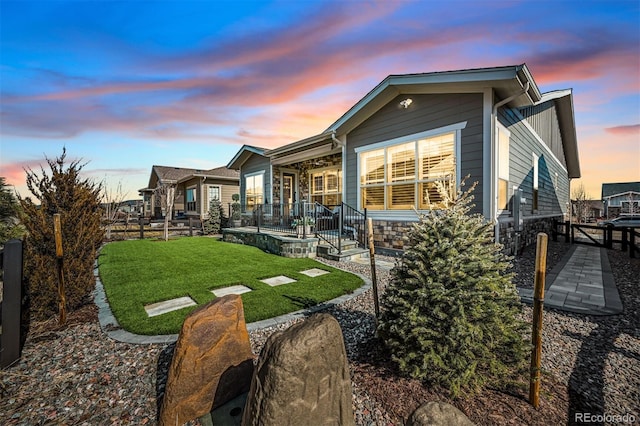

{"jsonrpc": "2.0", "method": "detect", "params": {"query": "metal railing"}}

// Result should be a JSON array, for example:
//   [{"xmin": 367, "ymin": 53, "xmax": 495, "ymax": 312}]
[{"xmin": 228, "ymin": 201, "xmax": 367, "ymax": 254}]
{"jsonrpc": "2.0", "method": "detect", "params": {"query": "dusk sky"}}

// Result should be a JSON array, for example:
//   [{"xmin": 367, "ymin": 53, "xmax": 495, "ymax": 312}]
[{"xmin": 1, "ymin": 0, "xmax": 638, "ymax": 201}]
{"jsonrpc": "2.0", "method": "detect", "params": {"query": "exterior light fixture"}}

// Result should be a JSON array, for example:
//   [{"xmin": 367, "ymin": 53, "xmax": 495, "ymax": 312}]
[{"xmin": 400, "ymin": 98, "xmax": 413, "ymax": 108}]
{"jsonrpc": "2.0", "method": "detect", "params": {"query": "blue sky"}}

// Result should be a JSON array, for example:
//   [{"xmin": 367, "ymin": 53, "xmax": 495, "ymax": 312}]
[{"xmin": 1, "ymin": 0, "xmax": 638, "ymax": 200}]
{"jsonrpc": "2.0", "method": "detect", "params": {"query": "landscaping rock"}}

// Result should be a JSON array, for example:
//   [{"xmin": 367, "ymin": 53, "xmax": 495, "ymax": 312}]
[
  {"xmin": 242, "ymin": 313, "xmax": 354, "ymax": 426},
  {"xmin": 406, "ymin": 401, "xmax": 475, "ymax": 426},
  {"xmin": 159, "ymin": 295, "xmax": 255, "ymax": 426}
]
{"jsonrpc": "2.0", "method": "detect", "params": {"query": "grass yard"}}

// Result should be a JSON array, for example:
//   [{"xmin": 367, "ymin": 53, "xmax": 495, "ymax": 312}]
[{"xmin": 98, "ymin": 237, "xmax": 364, "ymax": 335}]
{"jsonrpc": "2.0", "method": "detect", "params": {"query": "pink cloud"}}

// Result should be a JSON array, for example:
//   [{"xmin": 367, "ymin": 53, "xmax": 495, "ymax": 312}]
[{"xmin": 604, "ymin": 124, "xmax": 640, "ymax": 135}]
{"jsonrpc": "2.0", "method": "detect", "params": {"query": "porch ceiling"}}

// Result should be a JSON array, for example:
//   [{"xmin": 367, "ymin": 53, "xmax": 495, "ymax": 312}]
[{"xmin": 269, "ymin": 139, "xmax": 341, "ymax": 166}]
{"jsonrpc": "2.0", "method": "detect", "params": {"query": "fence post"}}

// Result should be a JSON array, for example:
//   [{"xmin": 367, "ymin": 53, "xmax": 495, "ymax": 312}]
[
  {"xmin": 1, "ymin": 239, "xmax": 24, "ymax": 368},
  {"xmin": 189, "ymin": 217, "xmax": 193, "ymax": 237},
  {"xmin": 529, "ymin": 233, "xmax": 548, "ymax": 408},
  {"xmin": 139, "ymin": 218, "xmax": 144, "ymax": 239},
  {"xmin": 551, "ymin": 219, "xmax": 558, "ymax": 242},
  {"xmin": 367, "ymin": 218, "xmax": 379, "ymax": 322},
  {"xmin": 606, "ymin": 225, "xmax": 613, "ymax": 249},
  {"xmin": 630, "ymin": 230, "xmax": 636, "ymax": 258},
  {"xmin": 570, "ymin": 223, "xmax": 575, "ymax": 243}
]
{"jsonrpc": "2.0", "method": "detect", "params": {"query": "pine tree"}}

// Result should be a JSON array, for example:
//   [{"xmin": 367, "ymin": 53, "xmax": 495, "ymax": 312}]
[
  {"xmin": 202, "ymin": 198, "xmax": 225, "ymax": 235},
  {"xmin": 18, "ymin": 149, "xmax": 104, "ymax": 321},
  {"xmin": 377, "ymin": 180, "xmax": 527, "ymax": 397},
  {"xmin": 0, "ymin": 177, "xmax": 25, "ymax": 244}
]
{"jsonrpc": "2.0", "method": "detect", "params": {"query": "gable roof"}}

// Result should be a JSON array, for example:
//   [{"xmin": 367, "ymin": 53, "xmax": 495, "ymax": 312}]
[
  {"xmin": 532, "ymin": 89, "xmax": 580, "ymax": 178},
  {"xmin": 146, "ymin": 165, "xmax": 239, "ymax": 189},
  {"xmin": 226, "ymin": 145, "xmax": 267, "ymax": 170},
  {"xmin": 602, "ymin": 182, "xmax": 640, "ymax": 199},
  {"xmin": 326, "ymin": 64, "xmax": 541, "ymax": 135}
]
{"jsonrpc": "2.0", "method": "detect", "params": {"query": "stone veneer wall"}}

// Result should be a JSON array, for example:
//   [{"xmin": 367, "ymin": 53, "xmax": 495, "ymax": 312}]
[
  {"xmin": 498, "ymin": 216, "xmax": 562, "ymax": 255},
  {"xmin": 369, "ymin": 216, "xmax": 561, "ymax": 255},
  {"xmin": 222, "ymin": 229, "xmax": 318, "ymax": 258}
]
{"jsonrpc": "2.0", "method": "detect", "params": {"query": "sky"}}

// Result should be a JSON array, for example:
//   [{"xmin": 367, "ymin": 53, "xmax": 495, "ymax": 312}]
[{"xmin": 1, "ymin": 0, "xmax": 639, "ymax": 202}]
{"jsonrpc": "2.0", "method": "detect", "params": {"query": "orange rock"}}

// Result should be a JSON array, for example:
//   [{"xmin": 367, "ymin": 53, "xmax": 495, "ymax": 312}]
[{"xmin": 159, "ymin": 295, "xmax": 255, "ymax": 426}]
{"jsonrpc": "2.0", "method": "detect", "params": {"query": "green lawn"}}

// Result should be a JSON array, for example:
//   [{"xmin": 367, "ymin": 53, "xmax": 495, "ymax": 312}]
[{"xmin": 98, "ymin": 237, "xmax": 364, "ymax": 335}]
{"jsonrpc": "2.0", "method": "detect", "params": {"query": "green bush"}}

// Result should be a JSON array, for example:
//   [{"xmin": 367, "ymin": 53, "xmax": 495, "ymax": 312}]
[
  {"xmin": 377, "ymin": 181, "xmax": 527, "ymax": 397},
  {"xmin": 203, "ymin": 198, "xmax": 225, "ymax": 234},
  {"xmin": 18, "ymin": 149, "xmax": 104, "ymax": 321},
  {"xmin": 0, "ymin": 177, "xmax": 25, "ymax": 244}
]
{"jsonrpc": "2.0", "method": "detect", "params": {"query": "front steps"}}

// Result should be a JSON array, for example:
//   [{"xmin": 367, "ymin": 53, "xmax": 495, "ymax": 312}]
[{"xmin": 316, "ymin": 238, "xmax": 368, "ymax": 262}]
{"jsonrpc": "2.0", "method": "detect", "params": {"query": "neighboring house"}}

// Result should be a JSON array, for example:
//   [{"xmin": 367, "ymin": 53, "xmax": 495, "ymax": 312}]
[
  {"xmin": 227, "ymin": 64, "xmax": 580, "ymax": 254},
  {"xmin": 602, "ymin": 182, "xmax": 640, "ymax": 218},
  {"xmin": 139, "ymin": 165, "xmax": 239, "ymax": 220}
]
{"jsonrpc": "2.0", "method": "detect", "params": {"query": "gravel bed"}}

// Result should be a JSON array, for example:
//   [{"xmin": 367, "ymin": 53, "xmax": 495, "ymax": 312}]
[{"xmin": 1, "ymin": 245, "xmax": 638, "ymax": 425}]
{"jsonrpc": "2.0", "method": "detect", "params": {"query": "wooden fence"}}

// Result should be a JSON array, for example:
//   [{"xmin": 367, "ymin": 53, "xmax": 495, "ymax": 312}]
[
  {"xmin": 104, "ymin": 218, "xmax": 204, "ymax": 240},
  {"xmin": 552, "ymin": 219, "xmax": 638, "ymax": 258}
]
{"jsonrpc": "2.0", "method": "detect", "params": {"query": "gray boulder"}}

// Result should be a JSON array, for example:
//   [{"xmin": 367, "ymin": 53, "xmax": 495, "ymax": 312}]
[
  {"xmin": 242, "ymin": 313, "xmax": 354, "ymax": 426},
  {"xmin": 406, "ymin": 401, "xmax": 475, "ymax": 426}
]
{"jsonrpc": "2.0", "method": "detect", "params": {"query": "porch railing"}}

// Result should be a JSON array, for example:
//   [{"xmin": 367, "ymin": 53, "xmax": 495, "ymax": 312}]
[{"xmin": 227, "ymin": 201, "xmax": 366, "ymax": 254}]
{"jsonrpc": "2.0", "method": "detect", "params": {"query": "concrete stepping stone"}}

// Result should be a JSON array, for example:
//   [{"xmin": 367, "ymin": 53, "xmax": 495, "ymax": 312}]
[
  {"xmin": 212, "ymin": 285, "xmax": 253, "ymax": 297},
  {"xmin": 261, "ymin": 275, "xmax": 297, "ymax": 287},
  {"xmin": 300, "ymin": 268, "xmax": 330, "ymax": 278},
  {"xmin": 144, "ymin": 296, "xmax": 197, "ymax": 317}
]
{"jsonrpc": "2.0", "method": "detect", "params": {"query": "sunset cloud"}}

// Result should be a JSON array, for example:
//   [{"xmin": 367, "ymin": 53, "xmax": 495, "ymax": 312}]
[{"xmin": 1, "ymin": 0, "xmax": 638, "ymax": 199}]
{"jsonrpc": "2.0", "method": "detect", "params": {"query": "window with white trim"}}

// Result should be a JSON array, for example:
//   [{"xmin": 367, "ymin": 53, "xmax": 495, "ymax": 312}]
[
  {"xmin": 208, "ymin": 185, "xmax": 220, "ymax": 202},
  {"xmin": 359, "ymin": 131, "xmax": 456, "ymax": 210},
  {"xmin": 244, "ymin": 172, "xmax": 264, "ymax": 210},
  {"xmin": 532, "ymin": 153, "xmax": 539, "ymax": 212},
  {"xmin": 186, "ymin": 186, "xmax": 197, "ymax": 212},
  {"xmin": 310, "ymin": 168, "xmax": 342, "ymax": 206},
  {"xmin": 497, "ymin": 125, "xmax": 510, "ymax": 211}
]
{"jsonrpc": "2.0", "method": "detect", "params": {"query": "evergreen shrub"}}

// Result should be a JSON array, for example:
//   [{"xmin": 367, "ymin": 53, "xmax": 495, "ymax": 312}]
[
  {"xmin": 18, "ymin": 149, "xmax": 104, "ymax": 321},
  {"xmin": 377, "ymin": 180, "xmax": 528, "ymax": 397}
]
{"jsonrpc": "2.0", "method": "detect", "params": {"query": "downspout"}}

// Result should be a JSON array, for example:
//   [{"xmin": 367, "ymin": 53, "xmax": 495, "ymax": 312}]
[
  {"xmin": 331, "ymin": 131, "xmax": 343, "ymax": 148},
  {"xmin": 491, "ymin": 81, "xmax": 530, "ymax": 243}
]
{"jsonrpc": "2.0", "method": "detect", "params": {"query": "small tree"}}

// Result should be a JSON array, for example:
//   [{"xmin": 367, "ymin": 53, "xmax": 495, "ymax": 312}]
[
  {"xmin": 0, "ymin": 177, "xmax": 25, "ymax": 244},
  {"xmin": 377, "ymin": 180, "xmax": 528, "ymax": 397},
  {"xmin": 572, "ymin": 183, "xmax": 590, "ymax": 223},
  {"xmin": 102, "ymin": 180, "xmax": 127, "ymax": 240},
  {"xmin": 202, "ymin": 198, "xmax": 225, "ymax": 235},
  {"xmin": 18, "ymin": 149, "xmax": 104, "ymax": 321},
  {"xmin": 155, "ymin": 182, "xmax": 176, "ymax": 241}
]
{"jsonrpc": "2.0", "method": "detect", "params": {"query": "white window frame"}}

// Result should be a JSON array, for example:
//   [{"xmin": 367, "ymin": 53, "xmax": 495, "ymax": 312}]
[
  {"xmin": 244, "ymin": 171, "xmax": 265, "ymax": 211},
  {"xmin": 532, "ymin": 153, "xmax": 539, "ymax": 212},
  {"xmin": 186, "ymin": 186, "xmax": 198, "ymax": 212},
  {"xmin": 355, "ymin": 122, "xmax": 466, "ymax": 219},
  {"xmin": 497, "ymin": 123, "xmax": 510, "ymax": 212},
  {"xmin": 207, "ymin": 185, "xmax": 221, "ymax": 206},
  {"xmin": 309, "ymin": 166, "xmax": 342, "ymax": 206}
]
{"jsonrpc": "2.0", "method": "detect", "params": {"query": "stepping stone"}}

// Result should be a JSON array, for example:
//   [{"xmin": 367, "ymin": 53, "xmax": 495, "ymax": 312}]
[
  {"xmin": 300, "ymin": 268, "xmax": 330, "ymax": 278},
  {"xmin": 144, "ymin": 296, "xmax": 197, "ymax": 317},
  {"xmin": 212, "ymin": 285, "xmax": 253, "ymax": 297},
  {"xmin": 261, "ymin": 275, "xmax": 297, "ymax": 287}
]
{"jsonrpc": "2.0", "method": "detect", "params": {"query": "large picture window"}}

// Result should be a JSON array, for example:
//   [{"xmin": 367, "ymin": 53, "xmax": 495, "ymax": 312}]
[
  {"xmin": 359, "ymin": 130, "xmax": 457, "ymax": 211},
  {"xmin": 245, "ymin": 172, "xmax": 264, "ymax": 210},
  {"xmin": 310, "ymin": 168, "xmax": 342, "ymax": 206}
]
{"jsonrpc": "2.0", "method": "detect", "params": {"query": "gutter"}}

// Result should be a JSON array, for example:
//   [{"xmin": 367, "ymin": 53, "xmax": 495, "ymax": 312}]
[{"xmin": 491, "ymin": 81, "xmax": 530, "ymax": 243}]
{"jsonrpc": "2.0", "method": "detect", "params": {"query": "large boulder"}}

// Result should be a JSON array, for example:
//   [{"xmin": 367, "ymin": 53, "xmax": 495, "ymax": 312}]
[
  {"xmin": 406, "ymin": 401, "xmax": 475, "ymax": 426},
  {"xmin": 159, "ymin": 295, "xmax": 255, "ymax": 426},
  {"xmin": 242, "ymin": 313, "xmax": 354, "ymax": 426}
]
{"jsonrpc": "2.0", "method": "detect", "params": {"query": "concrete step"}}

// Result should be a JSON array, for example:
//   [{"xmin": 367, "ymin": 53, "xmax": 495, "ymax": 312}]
[{"xmin": 317, "ymin": 247, "xmax": 368, "ymax": 262}]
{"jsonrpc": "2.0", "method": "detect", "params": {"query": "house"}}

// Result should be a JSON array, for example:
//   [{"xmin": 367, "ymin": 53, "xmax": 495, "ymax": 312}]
[
  {"xmin": 139, "ymin": 165, "xmax": 239, "ymax": 220},
  {"xmin": 601, "ymin": 182, "xmax": 640, "ymax": 217},
  {"xmin": 227, "ymin": 64, "xmax": 580, "ymax": 255},
  {"xmin": 571, "ymin": 199, "xmax": 604, "ymax": 223}
]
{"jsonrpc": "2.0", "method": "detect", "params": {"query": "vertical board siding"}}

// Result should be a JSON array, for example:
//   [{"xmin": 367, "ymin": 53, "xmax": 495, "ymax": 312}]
[
  {"xmin": 345, "ymin": 93, "xmax": 484, "ymax": 214},
  {"xmin": 499, "ymin": 106, "xmax": 569, "ymax": 218},
  {"xmin": 519, "ymin": 103, "xmax": 567, "ymax": 168}
]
